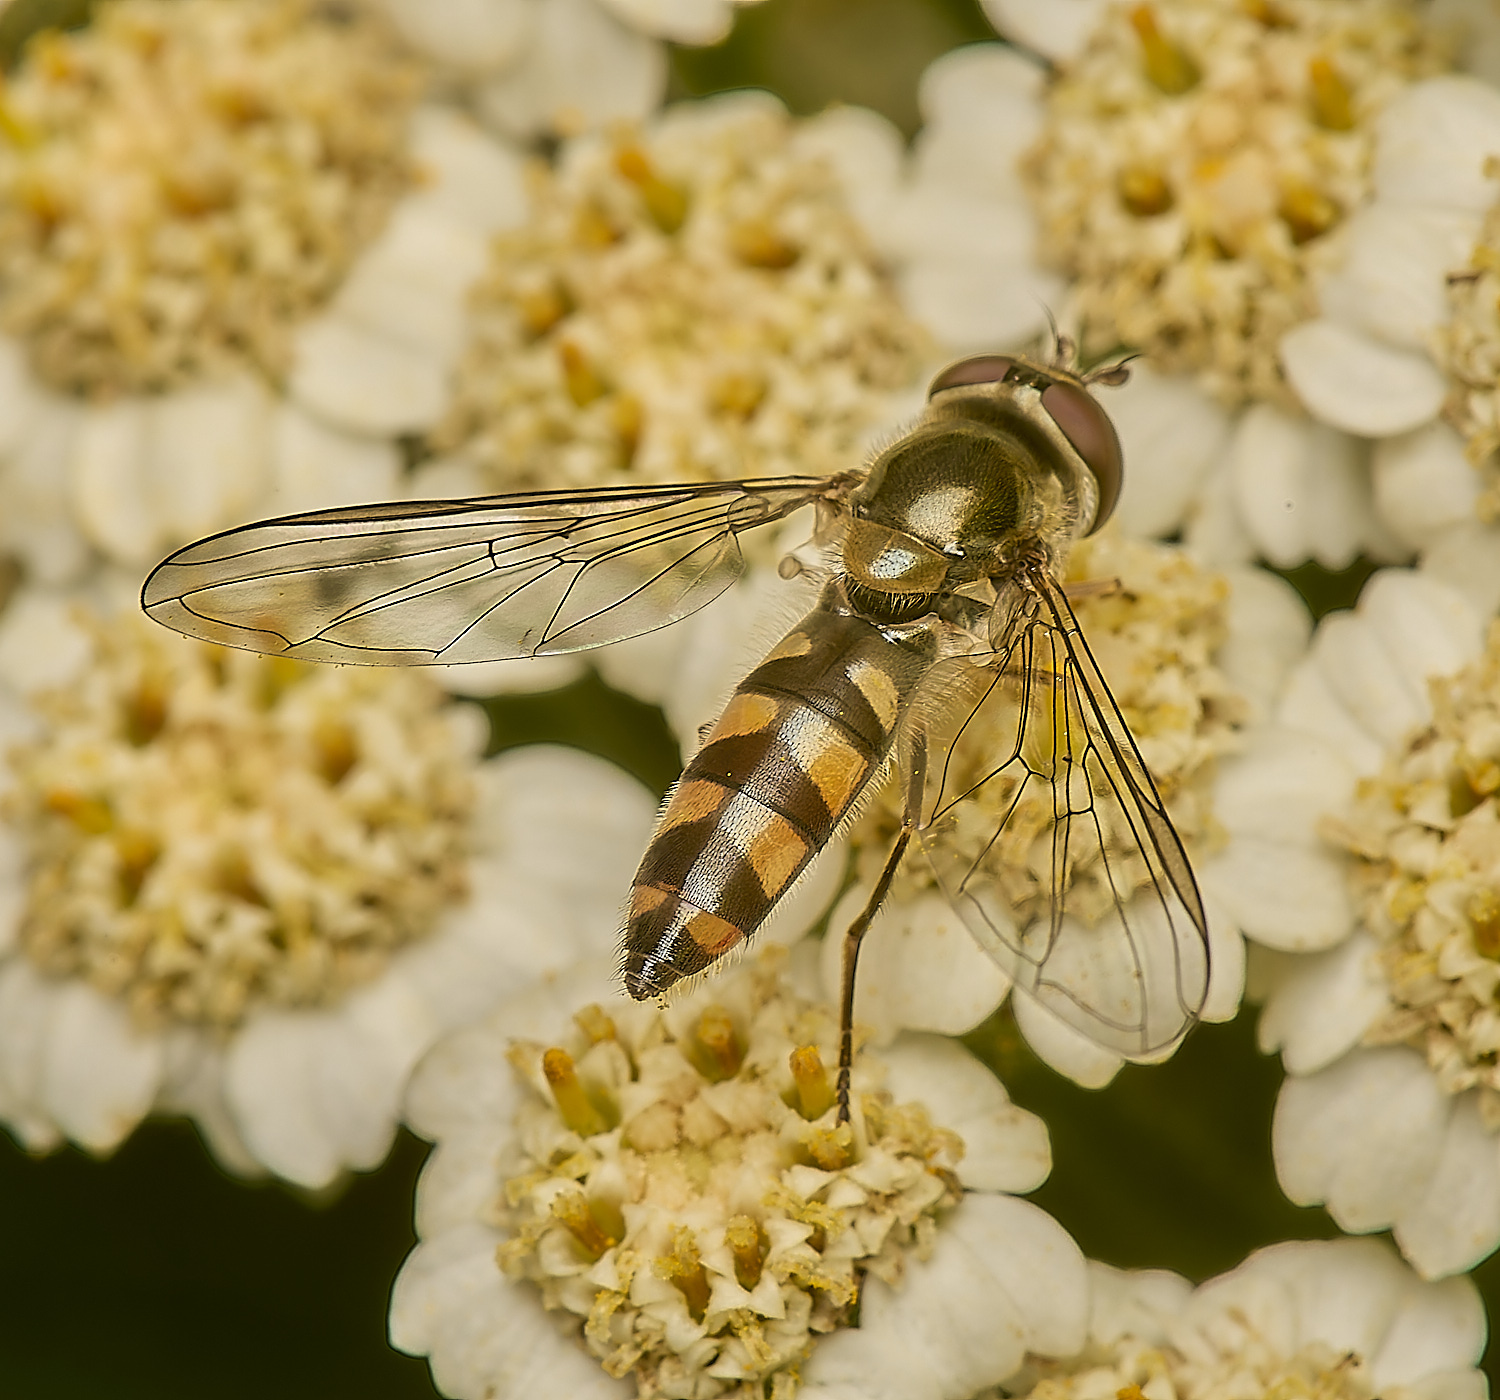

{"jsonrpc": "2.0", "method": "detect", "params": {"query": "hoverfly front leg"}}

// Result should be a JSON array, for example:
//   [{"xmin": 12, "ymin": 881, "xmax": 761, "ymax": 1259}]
[{"xmin": 835, "ymin": 731, "xmax": 928, "ymax": 1124}]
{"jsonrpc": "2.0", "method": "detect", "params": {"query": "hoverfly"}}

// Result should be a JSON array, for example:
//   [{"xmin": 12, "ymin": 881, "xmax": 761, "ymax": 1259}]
[{"xmin": 142, "ymin": 345, "xmax": 1210, "ymax": 1120}]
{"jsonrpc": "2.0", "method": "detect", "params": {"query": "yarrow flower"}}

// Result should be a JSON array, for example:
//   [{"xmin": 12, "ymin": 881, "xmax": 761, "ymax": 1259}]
[
  {"xmin": 374, "ymin": 0, "xmax": 763, "ymax": 142},
  {"xmin": 0, "ymin": 588, "xmax": 655, "ymax": 1185},
  {"xmin": 0, "ymin": 0, "xmax": 528, "ymax": 579},
  {"xmin": 426, "ymin": 92, "xmax": 931, "ymax": 499},
  {"xmin": 1202, "ymin": 564, "xmax": 1500, "ymax": 1276},
  {"xmin": 1023, "ymin": 0, "xmax": 1449, "ymax": 408},
  {"xmin": 392, "ymin": 951, "xmax": 1089, "ymax": 1400},
  {"xmin": 947, "ymin": 0, "xmax": 1475, "ymax": 568},
  {"xmin": 1280, "ymin": 68, "xmax": 1500, "ymax": 616},
  {"xmin": 996, "ymin": 1237, "xmax": 1487, "ymax": 1400}
]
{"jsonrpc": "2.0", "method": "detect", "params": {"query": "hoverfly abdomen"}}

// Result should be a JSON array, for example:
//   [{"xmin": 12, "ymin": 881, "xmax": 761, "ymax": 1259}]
[{"xmin": 623, "ymin": 599, "xmax": 936, "ymax": 1000}]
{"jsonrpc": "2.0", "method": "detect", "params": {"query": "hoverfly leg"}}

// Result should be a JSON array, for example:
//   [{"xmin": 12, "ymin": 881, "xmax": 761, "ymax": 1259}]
[
  {"xmin": 835, "ymin": 828, "xmax": 911, "ymax": 1125},
  {"xmin": 835, "ymin": 731, "xmax": 928, "ymax": 1124}
]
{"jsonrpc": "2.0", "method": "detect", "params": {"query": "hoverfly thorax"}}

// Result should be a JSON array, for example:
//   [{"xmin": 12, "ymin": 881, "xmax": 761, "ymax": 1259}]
[{"xmin": 842, "ymin": 353, "xmax": 1123, "ymax": 627}]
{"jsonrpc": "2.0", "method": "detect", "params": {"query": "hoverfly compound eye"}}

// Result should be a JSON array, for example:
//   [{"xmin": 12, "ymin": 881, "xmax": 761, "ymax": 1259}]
[
  {"xmin": 928, "ymin": 355, "xmax": 1014, "ymax": 398},
  {"xmin": 1041, "ymin": 380, "xmax": 1124, "ymax": 533}
]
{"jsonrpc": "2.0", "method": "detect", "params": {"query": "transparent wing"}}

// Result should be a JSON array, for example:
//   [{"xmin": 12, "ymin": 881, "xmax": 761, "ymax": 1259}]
[
  {"xmin": 141, "ymin": 477, "xmax": 841, "ymax": 665},
  {"xmin": 918, "ymin": 568, "xmax": 1209, "ymax": 1058}
]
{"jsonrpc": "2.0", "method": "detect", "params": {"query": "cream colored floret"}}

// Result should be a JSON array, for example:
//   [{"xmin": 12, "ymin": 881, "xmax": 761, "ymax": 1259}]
[
  {"xmin": 0, "ymin": 0, "xmax": 420, "ymax": 395},
  {"xmin": 5, "ymin": 614, "xmax": 475, "ymax": 1028},
  {"xmin": 433, "ymin": 101, "xmax": 929, "ymax": 493},
  {"xmin": 1324, "ymin": 622, "xmax": 1500, "ymax": 1124},
  {"xmin": 494, "ymin": 955, "xmax": 964, "ymax": 1400},
  {"xmin": 1025, "ymin": 0, "xmax": 1447, "ymax": 406}
]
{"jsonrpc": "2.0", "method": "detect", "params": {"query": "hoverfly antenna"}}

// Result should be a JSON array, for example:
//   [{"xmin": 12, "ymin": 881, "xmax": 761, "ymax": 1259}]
[
  {"xmin": 1083, "ymin": 351, "xmax": 1139, "ymax": 389},
  {"xmin": 1032, "ymin": 300, "xmax": 1080, "ymax": 372}
]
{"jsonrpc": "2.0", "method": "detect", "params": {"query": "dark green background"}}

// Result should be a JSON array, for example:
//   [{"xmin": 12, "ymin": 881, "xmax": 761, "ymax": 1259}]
[{"xmin": 4, "ymin": 2, "xmax": 1497, "ymax": 1395}]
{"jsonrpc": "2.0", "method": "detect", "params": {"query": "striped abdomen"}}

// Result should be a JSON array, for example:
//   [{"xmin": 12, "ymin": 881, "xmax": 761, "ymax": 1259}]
[{"xmin": 623, "ymin": 601, "xmax": 937, "ymax": 999}]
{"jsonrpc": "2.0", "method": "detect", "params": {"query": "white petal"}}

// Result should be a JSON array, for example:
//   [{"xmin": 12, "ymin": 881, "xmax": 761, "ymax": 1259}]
[
  {"xmin": 0, "ymin": 829, "xmax": 21, "ymax": 958},
  {"xmin": 899, "ymin": 256, "xmax": 1061, "ymax": 352},
  {"xmin": 379, "ymin": 0, "xmax": 532, "ymax": 73},
  {"xmin": 595, "ymin": 0, "xmax": 732, "ymax": 44},
  {"xmin": 794, "ymin": 105, "xmax": 905, "ymax": 210},
  {"xmin": 1273, "ymin": 1047, "xmax": 1448, "ymax": 1233},
  {"xmin": 1317, "ymin": 206, "xmax": 1479, "ymax": 349},
  {"xmin": 880, "ymin": 1034, "xmax": 1051, "ymax": 1193},
  {"xmin": 329, "ymin": 203, "xmax": 488, "ymax": 361},
  {"xmin": 290, "ymin": 313, "xmax": 450, "ymax": 435},
  {"xmin": 1013, "ymin": 991, "xmax": 1122, "ymax": 1087},
  {"xmin": 946, "ymin": 1194, "xmax": 1088, "ymax": 1358},
  {"xmin": 261, "ymin": 402, "xmax": 401, "ymax": 517},
  {"xmin": 1212, "ymin": 728, "xmax": 1353, "ymax": 847},
  {"xmin": 1215, "ymin": 568, "xmax": 1311, "ymax": 719},
  {"xmin": 819, "ymin": 887, "xmax": 1011, "ymax": 1043},
  {"xmin": 40, "ymin": 980, "xmax": 164, "ymax": 1151},
  {"xmin": 1226, "ymin": 405, "xmax": 1317, "ymax": 567},
  {"xmin": 1274, "ymin": 659, "xmax": 1386, "ymax": 775},
  {"xmin": 1358, "ymin": 569, "xmax": 1483, "ymax": 697},
  {"xmin": 1374, "ymin": 1258, "xmax": 1487, "ymax": 1378},
  {"xmin": 0, "ymin": 587, "xmax": 94, "ymax": 694},
  {"xmin": 325, "ymin": 975, "xmax": 442, "ymax": 1170},
  {"xmin": 156, "ymin": 1030, "xmax": 261, "ymax": 1178},
  {"xmin": 0, "ymin": 335, "xmax": 40, "ymax": 456},
  {"xmin": 147, "ymin": 376, "xmax": 274, "ymax": 547},
  {"xmin": 1374, "ymin": 76, "xmax": 1500, "ymax": 212},
  {"xmin": 1198, "ymin": 838, "xmax": 1353, "ymax": 952},
  {"xmin": 1420, "ymin": 521, "xmax": 1500, "ymax": 616},
  {"xmin": 1182, "ymin": 455, "xmax": 1258, "ymax": 568},
  {"xmin": 1372, "ymin": 421, "xmax": 1482, "ymax": 551},
  {"xmin": 912, "ymin": 44, "xmax": 1045, "ymax": 207},
  {"xmin": 408, "ymin": 105, "xmax": 530, "ymax": 236},
  {"xmin": 224, "ymin": 1011, "xmax": 345, "ymax": 1187},
  {"xmin": 405, "ymin": 1020, "xmax": 528, "ymax": 1145},
  {"xmin": 1312, "ymin": 611, "xmax": 1427, "ymax": 749},
  {"xmin": 1391, "ymin": 1092, "xmax": 1500, "ymax": 1280},
  {"xmin": 1257, "ymin": 932, "xmax": 1390, "ymax": 1074},
  {"xmin": 414, "ymin": 1125, "xmax": 515, "ymax": 1238},
  {"xmin": 477, "ymin": 0, "xmax": 666, "ymax": 140},
  {"xmin": 886, "ymin": 186, "xmax": 1035, "ymax": 265},
  {"xmin": 391, "ymin": 1223, "xmax": 625, "ymax": 1399},
  {"xmin": 977, "ymin": 0, "xmax": 1107, "ymax": 61},
  {"xmin": 1107, "ymin": 366, "xmax": 1231, "ymax": 538},
  {"xmin": 803, "ymin": 1195, "xmax": 1084, "ymax": 1398},
  {"xmin": 1200, "ymin": 890, "xmax": 1246, "ymax": 1024},
  {"xmin": 474, "ymin": 746, "xmax": 654, "ymax": 939},
  {"xmin": 435, "ymin": 654, "xmax": 587, "ymax": 697},
  {"xmin": 1281, "ymin": 320, "xmax": 1445, "ymax": 437},
  {"xmin": 68, "ymin": 397, "xmax": 156, "ymax": 564},
  {"xmin": 0, "ymin": 959, "xmax": 56, "ymax": 1122},
  {"xmin": 1087, "ymin": 1261, "xmax": 1190, "ymax": 1346},
  {"xmin": 0, "ymin": 392, "xmax": 90, "ymax": 585}
]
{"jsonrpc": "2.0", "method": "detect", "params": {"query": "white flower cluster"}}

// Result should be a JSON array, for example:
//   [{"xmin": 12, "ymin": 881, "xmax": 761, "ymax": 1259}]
[
  {"xmin": 429, "ymin": 95, "xmax": 930, "ymax": 496},
  {"xmin": 0, "ymin": 0, "xmax": 421, "ymax": 396},
  {"xmin": 7, "ymin": 612, "xmax": 474, "ymax": 1028},
  {"xmin": 1023, "ymin": 0, "xmax": 1447, "ymax": 405}
]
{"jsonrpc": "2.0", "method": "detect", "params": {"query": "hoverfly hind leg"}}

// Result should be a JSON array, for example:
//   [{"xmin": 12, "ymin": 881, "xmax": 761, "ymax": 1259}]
[{"xmin": 835, "ymin": 732, "xmax": 929, "ymax": 1124}]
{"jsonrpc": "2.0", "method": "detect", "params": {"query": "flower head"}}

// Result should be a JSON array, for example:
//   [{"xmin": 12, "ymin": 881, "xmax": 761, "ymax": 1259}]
[
  {"xmin": 7, "ymin": 610, "xmax": 473, "ymax": 1029},
  {"xmin": 999, "ymin": 1237, "xmax": 1487, "ymax": 1400},
  {"xmin": 392, "ymin": 951, "xmax": 1088, "ymax": 1399},
  {"xmin": 428, "ymin": 94, "xmax": 931, "ymax": 497},
  {"xmin": 1024, "ymin": 0, "xmax": 1448, "ymax": 408},
  {"xmin": 0, "ymin": 588, "xmax": 657, "ymax": 1184},
  {"xmin": 0, "ymin": 0, "xmax": 420, "ymax": 398}
]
